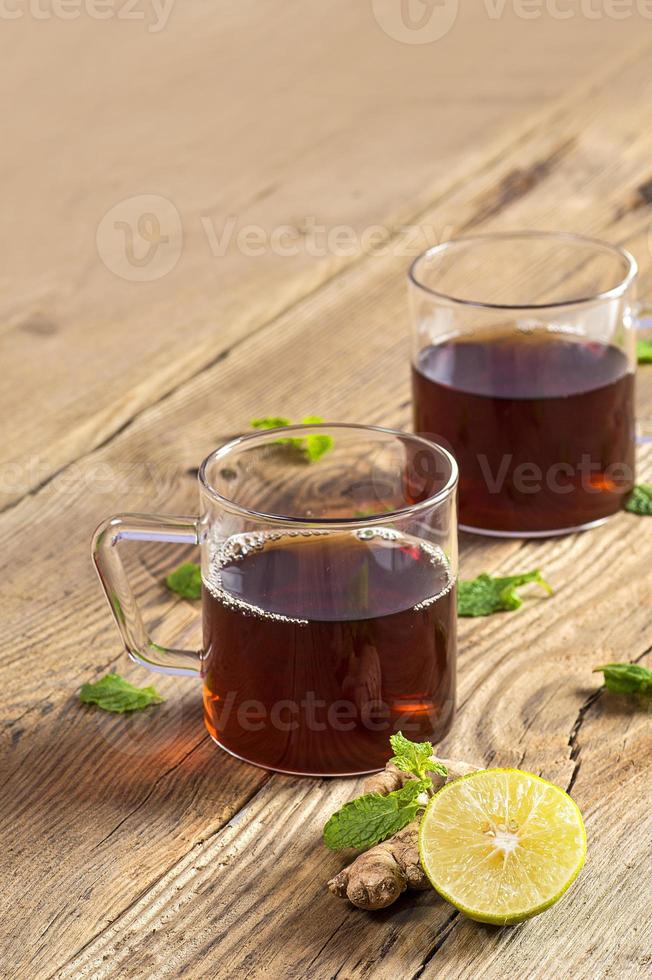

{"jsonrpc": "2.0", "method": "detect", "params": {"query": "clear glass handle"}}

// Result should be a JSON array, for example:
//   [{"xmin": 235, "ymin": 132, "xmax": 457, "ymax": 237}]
[{"xmin": 92, "ymin": 513, "xmax": 202, "ymax": 676}]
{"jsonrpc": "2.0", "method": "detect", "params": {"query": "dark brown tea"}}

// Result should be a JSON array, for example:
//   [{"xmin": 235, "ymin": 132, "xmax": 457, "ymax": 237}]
[
  {"xmin": 202, "ymin": 528, "xmax": 456, "ymax": 775},
  {"xmin": 412, "ymin": 331, "xmax": 635, "ymax": 534}
]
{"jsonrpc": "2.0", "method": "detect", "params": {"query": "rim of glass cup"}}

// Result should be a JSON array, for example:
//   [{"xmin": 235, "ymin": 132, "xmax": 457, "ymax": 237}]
[
  {"xmin": 408, "ymin": 230, "xmax": 638, "ymax": 311},
  {"xmin": 198, "ymin": 423, "xmax": 458, "ymax": 525}
]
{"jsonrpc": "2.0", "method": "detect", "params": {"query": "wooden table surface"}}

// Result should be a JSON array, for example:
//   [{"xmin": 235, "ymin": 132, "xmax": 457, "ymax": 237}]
[{"xmin": 2, "ymin": 5, "xmax": 652, "ymax": 978}]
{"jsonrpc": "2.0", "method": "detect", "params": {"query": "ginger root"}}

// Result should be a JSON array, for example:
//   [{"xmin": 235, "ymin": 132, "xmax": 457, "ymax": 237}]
[
  {"xmin": 361, "ymin": 761, "xmax": 414, "ymax": 796},
  {"xmin": 327, "ymin": 755, "xmax": 481, "ymax": 910},
  {"xmin": 328, "ymin": 818, "xmax": 427, "ymax": 909}
]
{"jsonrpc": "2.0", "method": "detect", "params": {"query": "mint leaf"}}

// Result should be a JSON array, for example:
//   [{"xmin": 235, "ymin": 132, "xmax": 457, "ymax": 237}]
[
  {"xmin": 250, "ymin": 415, "xmax": 333, "ymax": 462},
  {"xmin": 79, "ymin": 673, "xmax": 164, "ymax": 713},
  {"xmin": 165, "ymin": 561, "xmax": 201, "ymax": 600},
  {"xmin": 625, "ymin": 484, "xmax": 652, "ymax": 516},
  {"xmin": 297, "ymin": 415, "xmax": 333, "ymax": 461},
  {"xmin": 251, "ymin": 416, "xmax": 292, "ymax": 430},
  {"xmin": 458, "ymin": 569, "xmax": 552, "ymax": 617},
  {"xmin": 389, "ymin": 732, "xmax": 446, "ymax": 780},
  {"xmin": 593, "ymin": 663, "xmax": 652, "ymax": 697},
  {"xmin": 251, "ymin": 417, "xmax": 298, "ymax": 448},
  {"xmin": 637, "ymin": 339, "xmax": 652, "ymax": 364},
  {"xmin": 304, "ymin": 432, "xmax": 334, "ymax": 462},
  {"xmin": 428, "ymin": 760, "xmax": 448, "ymax": 778},
  {"xmin": 323, "ymin": 779, "xmax": 429, "ymax": 850}
]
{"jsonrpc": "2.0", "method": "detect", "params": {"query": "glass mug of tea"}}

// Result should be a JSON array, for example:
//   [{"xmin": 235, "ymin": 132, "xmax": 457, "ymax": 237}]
[
  {"xmin": 410, "ymin": 231, "xmax": 644, "ymax": 537},
  {"xmin": 93, "ymin": 424, "xmax": 458, "ymax": 777}
]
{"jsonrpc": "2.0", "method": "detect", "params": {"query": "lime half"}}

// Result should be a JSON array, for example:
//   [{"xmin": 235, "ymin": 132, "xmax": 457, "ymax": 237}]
[{"xmin": 419, "ymin": 768, "xmax": 586, "ymax": 925}]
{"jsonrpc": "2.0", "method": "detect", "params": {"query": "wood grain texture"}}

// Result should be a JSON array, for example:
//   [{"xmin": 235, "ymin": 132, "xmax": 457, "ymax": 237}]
[
  {"xmin": 1, "ymin": 10, "xmax": 652, "ymax": 980},
  {"xmin": 0, "ymin": 3, "xmax": 649, "ymax": 507}
]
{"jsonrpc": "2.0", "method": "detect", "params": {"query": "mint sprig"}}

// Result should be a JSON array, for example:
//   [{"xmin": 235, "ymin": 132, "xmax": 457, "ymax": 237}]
[
  {"xmin": 625, "ymin": 484, "xmax": 652, "ymax": 516},
  {"xmin": 593, "ymin": 662, "xmax": 652, "ymax": 697},
  {"xmin": 323, "ymin": 779, "xmax": 429, "ymax": 850},
  {"xmin": 79, "ymin": 673, "xmax": 164, "ymax": 713},
  {"xmin": 389, "ymin": 732, "xmax": 446, "ymax": 780},
  {"xmin": 323, "ymin": 733, "xmax": 446, "ymax": 850},
  {"xmin": 165, "ymin": 561, "xmax": 202, "ymax": 600},
  {"xmin": 458, "ymin": 569, "xmax": 552, "ymax": 617},
  {"xmin": 250, "ymin": 415, "xmax": 334, "ymax": 462}
]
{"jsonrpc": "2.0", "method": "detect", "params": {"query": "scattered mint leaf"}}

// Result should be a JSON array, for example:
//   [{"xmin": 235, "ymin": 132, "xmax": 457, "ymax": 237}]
[
  {"xmin": 304, "ymin": 432, "xmax": 334, "ymax": 462},
  {"xmin": 251, "ymin": 417, "xmax": 298, "ymax": 448},
  {"xmin": 458, "ymin": 569, "xmax": 552, "ymax": 617},
  {"xmin": 593, "ymin": 663, "xmax": 652, "ymax": 697},
  {"xmin": 293, "ymin": 415, "xmax": 333, "ymax": 461},
  {"xmin": 389, "ymin": 732, "xmax": 446, "ymax": 780},
  {"xmin": 323, "ymin": 779, "xmax": 430, "ymax": 850},
  {"xmin": 79, "ymin": 673, "xmax": 164, "ymax": 713},
  {"xmin": 625, "ymin": 484, "xmax": 652, "ymax": 516},
  {"xmin": 165, "ymin": 561, "xmax": 201, "ymax": 600},
  {"xmin": 637, "ymin": 339, "xmax": 652, "ymax": 364},
  {"xmin": 251, "ymin": 416, "xmax": 292, "ymax": 430},
  {"xmin": 250, "ymin": 415, "xmax": 333, "ymax": 462}
]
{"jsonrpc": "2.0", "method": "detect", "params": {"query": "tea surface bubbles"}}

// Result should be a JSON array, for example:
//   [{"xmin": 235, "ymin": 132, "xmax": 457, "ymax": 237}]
[{"xmin": 202, "ymin": 528, "xmax": 456, "ymax": 775}]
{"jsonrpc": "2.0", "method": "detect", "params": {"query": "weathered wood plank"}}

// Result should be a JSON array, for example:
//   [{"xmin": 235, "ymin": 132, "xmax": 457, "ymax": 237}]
[
  {"xmin": 0, "ymin": 5, "xmax": 649, "ymax": 506},
  {"xmin": 2, "ymin": 30, "xmax": 652, "ymax": 980},
  {"xmin": 418, "ymin": 682, "xmax": 652, "ymax": 980},
  {"xmin": 47, "ymin": 523, "xmax": 652, "ymax": 980}
]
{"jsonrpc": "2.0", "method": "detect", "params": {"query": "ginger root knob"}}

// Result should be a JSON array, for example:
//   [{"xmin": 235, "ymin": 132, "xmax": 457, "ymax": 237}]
[
  {"xmin": 328, "ymin": 819, "xmax": 427, "ymax": 910},
  {"xmin": 327, "ymin": 755, "xmax": 481, "ymax": 910}
]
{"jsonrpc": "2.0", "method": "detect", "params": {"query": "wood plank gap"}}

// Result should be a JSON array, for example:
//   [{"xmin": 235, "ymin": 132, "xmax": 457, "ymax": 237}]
[
  {"xmin": 411, "ymin": 910, "xmax": 462, "ymax": 979},
  {"xmin": 566, "ymin": 643, "xmax": 652, "ymax": 796}
]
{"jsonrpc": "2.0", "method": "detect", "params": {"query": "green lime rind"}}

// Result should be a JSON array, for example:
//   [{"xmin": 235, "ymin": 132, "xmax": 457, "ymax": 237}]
[{"xmin": 418, "ymin": 768, "xmax": 586, "ymax": 926}]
